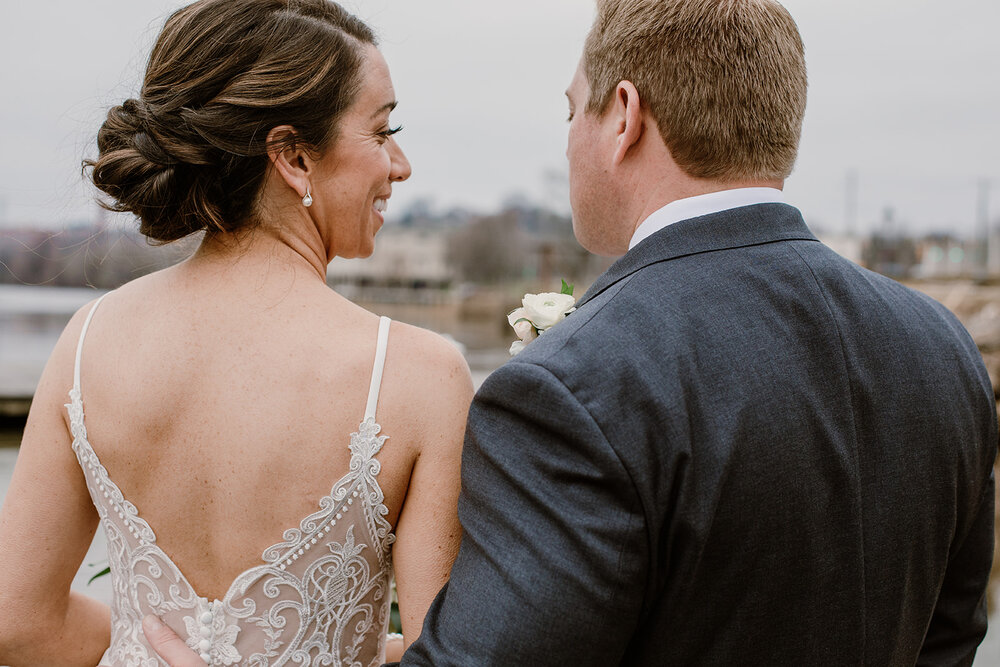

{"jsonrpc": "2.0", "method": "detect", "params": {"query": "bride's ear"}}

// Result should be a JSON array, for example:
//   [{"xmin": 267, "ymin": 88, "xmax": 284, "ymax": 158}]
[{"xmin": 266, "ymin": 125, "xmax": 315, "ymax": 200}]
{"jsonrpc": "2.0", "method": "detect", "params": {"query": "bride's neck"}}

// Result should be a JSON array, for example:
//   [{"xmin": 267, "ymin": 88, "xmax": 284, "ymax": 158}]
[{"xmin": 188, "ymin": 220, "xmax": 330, "ymax": 284}]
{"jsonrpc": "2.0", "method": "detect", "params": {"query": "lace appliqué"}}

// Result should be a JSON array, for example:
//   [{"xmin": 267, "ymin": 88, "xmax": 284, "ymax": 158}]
[
  {"xmin": 70, "ymin": 391, "xmax": 396, "ymax": 667},
  {"xmin": 183, "ymin": 601, "xmax": 241, "ymax": 665}
]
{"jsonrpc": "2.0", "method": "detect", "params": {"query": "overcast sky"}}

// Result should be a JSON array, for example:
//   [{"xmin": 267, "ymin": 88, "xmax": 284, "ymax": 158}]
[{"xmin": 0, "ymin": 0, "xmax": 997, "ymax": 236}]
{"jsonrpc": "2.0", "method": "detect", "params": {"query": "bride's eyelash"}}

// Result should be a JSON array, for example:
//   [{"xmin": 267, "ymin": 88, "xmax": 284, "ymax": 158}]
[{"xmin": 379, "ymin": 125, "xmax": 403, "ymax": 139}]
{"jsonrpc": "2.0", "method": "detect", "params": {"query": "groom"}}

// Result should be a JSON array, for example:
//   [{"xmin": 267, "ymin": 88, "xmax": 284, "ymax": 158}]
[{"xmin": 148, "ymin": 0, "xmax": 997, "ymax": 664}]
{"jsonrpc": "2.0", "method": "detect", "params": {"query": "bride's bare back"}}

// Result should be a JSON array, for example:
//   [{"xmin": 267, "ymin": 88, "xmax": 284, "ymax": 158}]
[
  {"xmin": 79, "ymin": 249, "xmax": 469, "ymax": 599},
  {"xmin": 56, "ymin": 242, "xmax": 471, "ymax": 664}
]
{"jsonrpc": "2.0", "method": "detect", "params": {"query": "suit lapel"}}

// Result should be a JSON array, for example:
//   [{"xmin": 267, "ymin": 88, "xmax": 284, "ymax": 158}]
[{"xmin": 576, "ymin": 203, "xmax": 820, "ymax": 308}]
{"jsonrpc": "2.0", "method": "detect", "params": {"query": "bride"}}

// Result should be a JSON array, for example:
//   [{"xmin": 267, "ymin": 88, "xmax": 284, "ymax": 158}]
[{"xmin": 0, "ymin": 0, "xmax": 472, "ymax": 664}]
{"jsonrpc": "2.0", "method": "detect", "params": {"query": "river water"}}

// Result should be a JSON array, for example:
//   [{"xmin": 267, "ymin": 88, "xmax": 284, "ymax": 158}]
[{"xmin": 1, "ymin": 284, "xmax": 998, "ymax": 662}]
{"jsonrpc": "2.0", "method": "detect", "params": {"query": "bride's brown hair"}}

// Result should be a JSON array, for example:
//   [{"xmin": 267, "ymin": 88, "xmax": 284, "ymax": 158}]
[{"xmin": 85, "ymin": 0, "xmax": 375, "ymax": 243}]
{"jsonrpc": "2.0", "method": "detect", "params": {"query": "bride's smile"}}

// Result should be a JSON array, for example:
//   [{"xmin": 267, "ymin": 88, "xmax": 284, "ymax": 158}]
[{"xmin": 304, "ymin": 45, "xmax": 411, "ymax": 262}]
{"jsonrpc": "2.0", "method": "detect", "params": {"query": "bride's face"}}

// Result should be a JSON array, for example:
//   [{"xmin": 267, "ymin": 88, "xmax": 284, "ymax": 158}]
[{"xmin": 311, "ymin": 46, "xmax": 411, "ymax": 259}]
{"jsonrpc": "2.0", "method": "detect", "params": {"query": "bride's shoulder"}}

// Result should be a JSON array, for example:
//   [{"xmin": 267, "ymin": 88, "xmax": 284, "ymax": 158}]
[
  {"xmin": 379, "ymin": 320, "xmax": 474, "ymax": 432},
  {"xmin": 386, "ymin": 321, "xmax": 472, "ymax": 392},
  {"xmin": 28, "ymin": 291, "xmax": 113, "ymax": 431}
]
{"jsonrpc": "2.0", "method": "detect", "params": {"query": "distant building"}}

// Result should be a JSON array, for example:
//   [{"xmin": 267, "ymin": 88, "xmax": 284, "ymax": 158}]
[
  {"xmin": 327, "ymin": 227, "xmax": 455, "ymax": 304},
  {"xmin": 817, "ymin": 234, "xmax": 864, "ymax": 266},
  {"xmin": 912, "ymin": 236, "xmax": 985, "ymax": 280}
]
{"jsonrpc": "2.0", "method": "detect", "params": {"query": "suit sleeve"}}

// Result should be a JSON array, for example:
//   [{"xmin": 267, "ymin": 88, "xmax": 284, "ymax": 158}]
[
  {"xmin": 398, "ymin": 361, "xmax": 648, "ymax": 666},
  {"xmin": 918, "ymin": 467, "xmax": 995, "ymax": 667}
]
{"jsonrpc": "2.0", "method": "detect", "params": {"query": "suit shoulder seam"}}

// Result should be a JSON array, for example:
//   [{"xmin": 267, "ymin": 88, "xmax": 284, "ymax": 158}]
[{"xmin": 787, "ymin": 241, "xmax": 868, "ymax": 659}]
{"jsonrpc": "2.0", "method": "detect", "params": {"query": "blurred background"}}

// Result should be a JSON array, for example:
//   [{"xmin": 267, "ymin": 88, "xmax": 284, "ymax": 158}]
[{"xmin": 1, "ymin": 0, "xmax": 998, "ymax": 662}]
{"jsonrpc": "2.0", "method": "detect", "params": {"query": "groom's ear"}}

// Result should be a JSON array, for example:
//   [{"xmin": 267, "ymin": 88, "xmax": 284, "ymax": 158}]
[{"xmin": 611, "ymin": 80, "xmax": 644, "ymax": 166}]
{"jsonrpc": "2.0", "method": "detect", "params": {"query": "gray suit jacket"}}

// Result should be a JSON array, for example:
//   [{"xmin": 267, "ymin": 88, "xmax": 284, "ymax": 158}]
[{"xmin": 397, "ymin": 204, "xmax": 997, "ymax": 666}]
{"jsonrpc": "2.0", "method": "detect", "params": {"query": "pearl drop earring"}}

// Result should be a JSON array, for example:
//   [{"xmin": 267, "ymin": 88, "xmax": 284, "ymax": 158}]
[{"xmin": 302, "ymin": 187, "xmax": 313, "ymax": 208}]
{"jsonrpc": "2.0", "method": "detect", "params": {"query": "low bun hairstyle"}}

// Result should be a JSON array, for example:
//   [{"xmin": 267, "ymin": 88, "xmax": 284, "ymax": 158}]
[{"xmin": 85, "ymin": 0, "xmax": 376, "ymax": 243}]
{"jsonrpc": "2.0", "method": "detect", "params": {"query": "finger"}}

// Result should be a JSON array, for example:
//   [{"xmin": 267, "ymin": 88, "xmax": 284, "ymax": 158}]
[{"xmin": 142, "ymin": 615, "xmax": 206, "ymax": 666}]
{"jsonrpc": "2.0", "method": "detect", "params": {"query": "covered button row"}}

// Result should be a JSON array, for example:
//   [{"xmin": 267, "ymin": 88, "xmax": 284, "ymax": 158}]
[{"xmin": 199, "ymin": 609, "xmax": 213, "ymax": 663}]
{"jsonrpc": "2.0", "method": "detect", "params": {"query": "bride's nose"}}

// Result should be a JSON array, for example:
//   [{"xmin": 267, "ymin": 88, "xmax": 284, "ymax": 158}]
[{"xmin": 388, "ymin": 138, "xmax": 411, "ymax": 182}]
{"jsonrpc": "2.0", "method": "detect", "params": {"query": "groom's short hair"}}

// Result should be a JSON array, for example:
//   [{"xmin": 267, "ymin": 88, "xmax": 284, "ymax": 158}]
[{"xmin": 584, "ymin": 0, "xmax": 807, "ymax": 181}]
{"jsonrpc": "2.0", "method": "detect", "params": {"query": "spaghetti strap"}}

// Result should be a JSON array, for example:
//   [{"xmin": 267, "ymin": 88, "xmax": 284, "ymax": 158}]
[
  {"xmin": 73, "ymin": 293, "xmax": 110, "ymax": 394},
  {"xmin": 363, "ymin": 316, "xmax": 391, "ymax": 422}
]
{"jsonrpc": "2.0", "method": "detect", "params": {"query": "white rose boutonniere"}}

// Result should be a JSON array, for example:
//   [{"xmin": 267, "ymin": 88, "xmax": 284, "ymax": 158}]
[{"xmin": 508, "ymin": 280, "xmax": 576, "ymax": 355}]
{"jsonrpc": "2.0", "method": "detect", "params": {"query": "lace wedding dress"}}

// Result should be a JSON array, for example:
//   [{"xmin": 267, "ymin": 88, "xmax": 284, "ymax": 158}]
[{"xmin": 67, "ymin": 295, "xmax": 397, "ymax": 666}]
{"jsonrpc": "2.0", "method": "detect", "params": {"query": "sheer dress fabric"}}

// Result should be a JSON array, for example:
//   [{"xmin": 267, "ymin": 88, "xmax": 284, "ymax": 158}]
[{"xmin": 67, "ymin": 295, "xmax": 397, "ymax": 666}]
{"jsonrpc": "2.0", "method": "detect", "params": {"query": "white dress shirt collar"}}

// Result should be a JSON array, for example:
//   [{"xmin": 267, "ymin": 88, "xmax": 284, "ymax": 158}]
[{"xmin": 628, "ymin": 187, "xmax": 786, "ymax": 251}]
